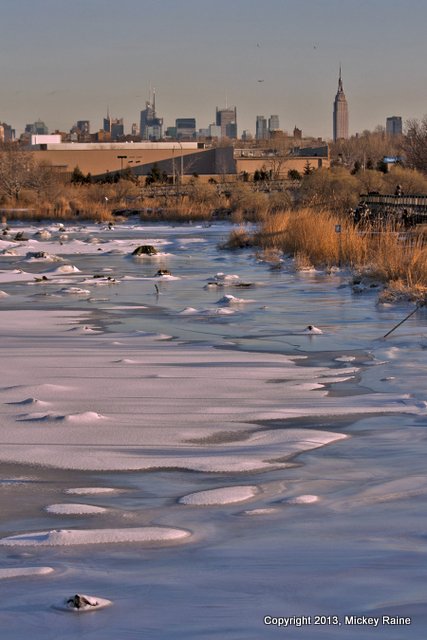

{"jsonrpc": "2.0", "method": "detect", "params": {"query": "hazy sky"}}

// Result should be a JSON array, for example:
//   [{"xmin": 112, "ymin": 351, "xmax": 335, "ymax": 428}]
[{"xmin": 1, "ymin": 0, "xmax": 426, "ymax": 139}]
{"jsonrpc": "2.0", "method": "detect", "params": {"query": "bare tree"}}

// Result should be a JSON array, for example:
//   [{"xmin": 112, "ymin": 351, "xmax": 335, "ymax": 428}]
[
  {"xmin": 0, "ymin": 143, "xmax": 34, "ymax": 202},
  {"xmin": 331, "ymin": 129, "xmax": 400, "ymax": 170},
  {"xmin": 28, "ymin": 161, "xmax": 64, "ymax": 200},
  {"xmin": 402, "ymin": 116, "xmax": 427, "ymax": 172}
]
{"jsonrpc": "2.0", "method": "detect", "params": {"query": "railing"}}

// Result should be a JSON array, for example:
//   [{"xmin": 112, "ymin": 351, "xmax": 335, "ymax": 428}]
[{"xmin": 359, "ymin": 194, "xmax": 427, "ymax": 212}]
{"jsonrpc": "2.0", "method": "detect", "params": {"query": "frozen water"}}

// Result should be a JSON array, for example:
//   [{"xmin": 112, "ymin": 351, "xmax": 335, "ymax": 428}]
[{"xmin": 0, "ymin": 220, "xmax": 426, "ymax": 638}]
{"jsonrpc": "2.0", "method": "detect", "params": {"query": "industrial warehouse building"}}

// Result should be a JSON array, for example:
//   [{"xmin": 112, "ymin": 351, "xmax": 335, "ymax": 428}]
[{"xmin": 28, "ymin": 138, "xmax": 329, "ymax": 181}]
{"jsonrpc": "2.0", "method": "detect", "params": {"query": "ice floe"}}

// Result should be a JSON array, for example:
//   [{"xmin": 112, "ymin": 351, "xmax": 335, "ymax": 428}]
[
  {"xmin": 0, "ymin": 527, "xmax": 191, "ymax": 546},
  {"xmin": 0, "ymin": 567, "xmax": 54, "ymax": 579},
  {"xmin": 59, "ymin": 287, "xmax": 91, "ymax": 296},
  {"xmin": 179, "ymin": 486, "xmax": 259, "ymax": 505},
  {"xmin": 47, "ymin": 264, "xmax": 81, "ymax": 274},
  {"xmin": 302, "ymin": 325, "xmax": 323, "ymax": 334},
  {"xmin": 65, "ymin": 487, "xmax": 120, "ymax": 495},
  {"xmin": 287, "ymin": 495, "xmax": 319, "ymax": 504},
  {"xmin": 58, "ymin": 594, "xmax": 112, "ymax": 612},
  {"xmin": 216, "ymin": 294, "xmax": 255, "ymax": 305},
  {"xmin": 241, "ymin": 508, "xmax": 279, "ymax": 516},
  {"xmin": 45, "ymin": 503, "xmax": 107, "ymax": 515}
]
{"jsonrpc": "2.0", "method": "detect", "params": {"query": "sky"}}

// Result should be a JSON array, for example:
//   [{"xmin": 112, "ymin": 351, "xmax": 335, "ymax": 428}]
[{"xmin": 1, "ymin": 0, "xmax": 427, "ymax": 140}]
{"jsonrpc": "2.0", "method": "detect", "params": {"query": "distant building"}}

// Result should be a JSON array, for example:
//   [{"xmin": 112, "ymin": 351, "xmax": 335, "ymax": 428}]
[
  {"xmin": 131, "ymin": 123, "xmax": 139, "ymax": 137},
  {"xmin": 333, "ymin": 67, "xmax": 349, "ymax": 141},
  {"xmin": 293, "ymin": 126, "xmax": 302, "ymax": 140},
  {"xmin": 216, "ymin": 106, "xmax": 237, "ymax": 139},
  {"xmin": 255, "ymin": 116, "xmax": 268, "ymax": 140},
  {"xmin": 95, "ymin": 129, "xmax": 112, "ymax": 142},
  {"xmin": 176, "ymin": 118, "xmax": 196, "ymax": 140},
  {"xmin": 268, "ymin": 115, "xmax": 280, "ymax": 133},
  {"xmin": 76, "ymin": 120, "xmax": 90, "ymax": 135},
  {"xmin": 70, "ymin": 120, "xmax": 91, "ymax": 142},
  {"xmin": 386, "ymin": 116, "xmax": 402, "ymax": 136},
  {"xmin": 25, "ymin": 119, "xmax": 49, "ymax": 135},
  {"xmin": 28, "ymin": 141, "xmax": 235, "ymax": 180},
  {"xmin": 165, "ymin": 126, "xmax": 177, "ymax": 138},
  {"xmin": 0, "ymin": 122, "xmax": 15, "ymax": 142},
  {"xmin": 30, "ymin": 134, "xmax": 62, "ymax": 145},
  {"xmin": 269, "ymin": 130, "xmax": 287, "ymax": 141},
  {"xmin": 208, "ymin": 123, "xmax": 222, "ymax": 138},
  {"xmin": 197, "ymin": 128, "xmax": 210, "ymax": 139},
  {"xmin": 103, "ymin": 109, "xmax": 111, "ymax": 134},
  {"xmin": 140, "ymin": 90, "xmax": 163, "ymax": 141},
  {"xmin": 111, "ymin": 118, "xmax": 124, "ymax": 140}
]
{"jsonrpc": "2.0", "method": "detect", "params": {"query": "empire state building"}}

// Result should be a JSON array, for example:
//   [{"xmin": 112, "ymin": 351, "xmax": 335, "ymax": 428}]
[{"xmin": 333, "ymin": 68, "xmax": 349, "ymax": 141}]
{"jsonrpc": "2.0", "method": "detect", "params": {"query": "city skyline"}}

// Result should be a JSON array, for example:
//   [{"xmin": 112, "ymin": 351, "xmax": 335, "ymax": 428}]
[{"xmin": 1, "ymin": 0, "xmax": 427, "ymax": 139}]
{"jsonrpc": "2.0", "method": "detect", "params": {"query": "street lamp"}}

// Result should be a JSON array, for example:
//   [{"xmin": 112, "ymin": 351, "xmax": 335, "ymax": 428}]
[
  {"xmin": 178, "ymin": 141, "xmax": 183, "ymax": 184},
  {"xmin": 172, "ymin": 147, "xmax": 176, "ymax": 185}
]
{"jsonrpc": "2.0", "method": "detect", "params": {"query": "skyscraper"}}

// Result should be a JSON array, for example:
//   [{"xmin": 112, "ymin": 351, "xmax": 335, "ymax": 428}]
[
  {"xmin": 111, "ymin": 118, "xmax": 124, "ymax": 140},
  {"xmin": 268, "ymin": 115, "xmax": 280, "ymax": 133},
  {"xmin": 386, "ymin": 116, "xmax": 402, "ymax": 136},
  {"xmin": 255, "ymin": 116, "xmax": 268, "ymax": 140},
  {"xmin": 103, "ymin": 108, "xmax": 111, "ymax": 134},
  {"xmin": 140, "ymin": 90, "xmax": 163, "ymax": 141},
  {"xmin": 333, "ymin": 67, "xmax": 349, "ymax": 142},
  {"xmin": 215, "ymin": 107, "xmax": 237, "ymax": 139}
]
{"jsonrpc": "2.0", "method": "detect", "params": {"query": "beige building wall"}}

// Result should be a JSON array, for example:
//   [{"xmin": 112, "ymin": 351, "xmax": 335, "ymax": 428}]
[
  {"xmin": 235, "ymin": 156, "xmax": 329, "ymax": 177},
  {"xmin": 32, "ymin": 147, "xmax": 207, "ymax": 176}
]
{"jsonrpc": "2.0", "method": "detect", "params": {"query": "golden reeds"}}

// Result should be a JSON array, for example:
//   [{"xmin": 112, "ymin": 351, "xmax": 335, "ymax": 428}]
[{"xmin": 252, "ymin": 208, "xmax": 427, "ymax": 294}]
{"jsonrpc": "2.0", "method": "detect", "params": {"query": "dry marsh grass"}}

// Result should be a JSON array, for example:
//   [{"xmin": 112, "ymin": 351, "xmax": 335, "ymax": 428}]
[
  {"xmin": 219, "ymin": 226, "xmax": 253, "ymax": 250},
  {"xmin": 252, "ymin": 207, "xmax": 427, "ymax": 293}
]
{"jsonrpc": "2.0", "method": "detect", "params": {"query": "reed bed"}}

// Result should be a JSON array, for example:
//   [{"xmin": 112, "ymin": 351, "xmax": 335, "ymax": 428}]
[{"xmin": 253, "ymin": 208, "xmax": 427, "ymax": 294}]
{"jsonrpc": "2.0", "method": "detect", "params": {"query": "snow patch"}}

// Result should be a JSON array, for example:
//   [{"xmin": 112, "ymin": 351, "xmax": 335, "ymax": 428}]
[
  {"xmin": 179, "ymin": 486, "xmax": 259, "ymax": 505},
  {"xmin": 0, "ymin": 527, "xmax": 191, "ymax": 546},
  {"xmin": 0, "ymin": 567, "xmax": 54, "ymax": 579},
  {"xmin": 45, "ymin": 503, "xmax": 107, "ymax": 515}
]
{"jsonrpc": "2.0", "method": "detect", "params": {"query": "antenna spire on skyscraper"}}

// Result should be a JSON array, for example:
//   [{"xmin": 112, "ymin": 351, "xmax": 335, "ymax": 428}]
[{"xmin": 338, "ymin": 64, "xmax": 343, "ymax": 92}]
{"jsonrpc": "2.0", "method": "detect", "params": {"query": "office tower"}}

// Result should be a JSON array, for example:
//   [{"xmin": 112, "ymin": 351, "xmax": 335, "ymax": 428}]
[
  {"xmin": 76, "ymin": 120, "xmax": 90, "ymax": 135},
  {"xmin": 111, "ymin": 118, "xmax": 124, "ymax": 140},
  {"xmin": 256, "ymin": 115, "xmax": 268, "ymax": 140},
  {"xmin": 215, "ymin": 106, "xmax": 237, "ymax": 139},
  {"xmin": 25, "ymin": 119, "xmax": 49, "ymax": 135},
  {"xmin": 268, "ymin": 115, "xmax": 280, "ymax": 133},
  {"xmin": 70, "ymin": 120, "xmax": 90, "ymax": 142},
  {"xmin": 386, "ymin": 116, "xmax": 402, "ymax": 136},
  {"xmin": 176, "ymin": 118, "xmax": 196, "ymax": 140},
  {"xmin": 103, "ymin": 108, "xmax": 111, "ymax": 133},
  {"xmin": 208, "ymin": 124, "xmax": 221, "ymax": 138},
  {"xmin": 140, "ymin": 89, "xmax": 163, "ymax": 141},
  {"xmin": 333, "ymin": 67, "xmax": 349, "ymax": 142}
]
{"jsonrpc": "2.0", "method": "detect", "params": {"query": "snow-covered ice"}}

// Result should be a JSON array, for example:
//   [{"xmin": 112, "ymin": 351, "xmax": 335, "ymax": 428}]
[{"xmin": 0, "ymin": 220, "xmax": 426, "ymax": 639}]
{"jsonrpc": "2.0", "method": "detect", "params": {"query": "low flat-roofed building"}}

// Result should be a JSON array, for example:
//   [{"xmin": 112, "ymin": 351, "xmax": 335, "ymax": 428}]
[{"xmin": 28, "ymin": 141, "xmax": 235, "ymax": 179}]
